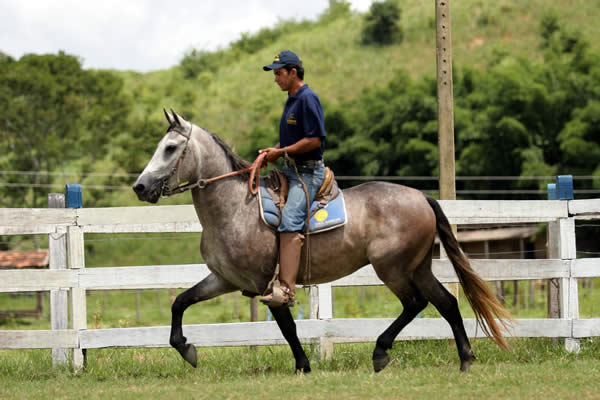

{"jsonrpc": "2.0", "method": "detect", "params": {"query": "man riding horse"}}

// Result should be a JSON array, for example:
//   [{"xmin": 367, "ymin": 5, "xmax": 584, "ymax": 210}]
[
  {"xmin": 133, "ymin": 56, "xmax": 512, "ymax": 373},
  {"xmin": 259, "ymin": 50, "xmax": 327, "ymax": 307}
]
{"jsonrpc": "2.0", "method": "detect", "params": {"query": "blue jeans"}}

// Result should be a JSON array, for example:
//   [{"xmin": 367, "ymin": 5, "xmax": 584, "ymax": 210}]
[{"xmin": 278, "ymin": 164, "xmax": 326, "ymax": 233}]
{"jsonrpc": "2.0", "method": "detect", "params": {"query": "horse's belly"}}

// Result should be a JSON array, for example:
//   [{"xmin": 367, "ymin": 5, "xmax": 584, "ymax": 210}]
[{"xmin": 297, "ymin": 229, "xmax": 368, "ymax": 285}]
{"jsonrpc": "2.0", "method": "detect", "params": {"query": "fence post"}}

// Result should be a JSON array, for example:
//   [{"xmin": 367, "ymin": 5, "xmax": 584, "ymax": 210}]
[
  {"xmin": 559, "ymin": 217, "xmax": 579, "ymax": 352},
  {"xmin": 547, "ymin": 183, "xmax": 560, "ymax": 321},
  {"xmin": 66, "ymin": 184, "xmax": 87, "ymax": 370},
  {"xmin": 557, "ymin": 175, "xmax": 579, "ymax": 352},
  {"xmin": 548, "ymin": 176, "xmax": 580, "ymax": 352},
  {"xmin": 317, "ymin": 283, "xmax": 333, "ymax": 320},
  {"xmin": 48, "ymin": 193, "xmax": 69, "ymax": 366},
  {"xmin": 309, "ymin": 285, "xmax": 319, "ymax": 320},
  {"xmin": 250, "ymin": 297, "xmax": 258, "ymax": 322},
  {"xmin": 315, "ymin": 283, "xmax": 334, "ymax": 360}
]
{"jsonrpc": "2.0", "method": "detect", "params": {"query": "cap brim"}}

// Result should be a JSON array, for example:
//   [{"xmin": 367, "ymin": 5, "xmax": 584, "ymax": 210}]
[{"xmin": 263, "ymin": 62, "xmax": 286, "ymax": 71}]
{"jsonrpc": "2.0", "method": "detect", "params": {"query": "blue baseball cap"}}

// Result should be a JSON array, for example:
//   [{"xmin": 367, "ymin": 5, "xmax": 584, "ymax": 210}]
[{"xmin": 263, "ymin": 50, "xmax": 302, "ymax": 71}]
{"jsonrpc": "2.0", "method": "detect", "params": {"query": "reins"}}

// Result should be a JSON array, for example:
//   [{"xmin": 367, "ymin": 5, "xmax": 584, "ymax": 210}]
[
  {"xmin": 161, "ymin": 123, "xmax": 266, "ymax": 197},
  {"xmin": 200, "ymin": 152, "xmax": 266, "ymax": 194},
  {"xmin": 164, "ymin": 152, "xmax": 265, "ymax": 196}
]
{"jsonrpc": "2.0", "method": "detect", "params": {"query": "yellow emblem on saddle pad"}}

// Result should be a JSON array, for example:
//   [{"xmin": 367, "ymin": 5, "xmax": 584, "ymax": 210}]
[{"xmin": 314, "ymin": 209, "xmax": 328, "ymax": 222}]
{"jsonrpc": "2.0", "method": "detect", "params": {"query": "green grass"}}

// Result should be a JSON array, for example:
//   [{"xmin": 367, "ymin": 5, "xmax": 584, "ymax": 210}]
[
  {"xmin": 1, "ymin": 339, "xmax": 599, "ymax": 399},
  {"xmin": 2, "ymin": 278, "xmax": 600, "ymax": 399}
]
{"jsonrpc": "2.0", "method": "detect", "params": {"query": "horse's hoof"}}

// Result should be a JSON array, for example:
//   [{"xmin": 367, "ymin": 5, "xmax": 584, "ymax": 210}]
[
  {"xmin": 179, "ymin": 344, "xmax": 198, "ymax": 368},
  {"xmin": 373, "ymin": 354, "xmax": 390, "ymax": 373},
  {"xmin": 460, "ymin": 354, "xmax": 476, "ymax": 372},
  {"xmin": 295, "ymin": 362, "xmax": 311, "ymax": 374}
]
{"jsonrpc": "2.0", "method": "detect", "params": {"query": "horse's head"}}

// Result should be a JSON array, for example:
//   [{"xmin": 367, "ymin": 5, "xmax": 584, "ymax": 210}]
[{"xmin": 133, "ymin": 109, "xmax": 198, "ymax": 203}]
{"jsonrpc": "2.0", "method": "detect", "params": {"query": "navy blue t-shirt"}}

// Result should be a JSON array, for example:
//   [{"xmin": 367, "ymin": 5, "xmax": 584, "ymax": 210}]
[{"xmin": 279, "ymin": 85, "xmax": 326, "ymax": 163}]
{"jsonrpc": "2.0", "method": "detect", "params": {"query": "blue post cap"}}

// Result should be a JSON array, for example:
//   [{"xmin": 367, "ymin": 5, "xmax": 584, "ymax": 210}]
[
  {"xmin": 556, "ymin": 175, "xmax": 574, "ymax": 200},
  {"xmin": 65, "ymin": 184, "xmax": 82, "ymax": 208},
  {"xmin": 547, "ymin": 183, "xmax": 557, "ymax": 200}
]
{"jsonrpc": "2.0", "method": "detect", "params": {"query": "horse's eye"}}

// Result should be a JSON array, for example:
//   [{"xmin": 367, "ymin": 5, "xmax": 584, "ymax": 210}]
[{"xmin": 165, "ymin": 144, "xmax": 177, "ymax": 155}]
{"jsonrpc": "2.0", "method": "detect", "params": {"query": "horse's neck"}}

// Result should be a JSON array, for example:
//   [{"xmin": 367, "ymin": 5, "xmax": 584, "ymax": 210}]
[
  {"xmin": 187, "ymin": 130, "xmax": 255, "ymax": 230},
  {"xmin": 191, "ymin": 178, "xmax": 250, "ymax": 230},
  {"xmin": 189, "ymin": 144, "xmax": 245, "ymax": 226}
]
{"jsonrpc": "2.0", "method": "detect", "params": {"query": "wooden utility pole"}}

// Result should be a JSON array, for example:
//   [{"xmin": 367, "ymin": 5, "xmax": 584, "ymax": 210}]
[{"xmin": 435, "ymin": 0, "xmax": 459, "ymax": 298}]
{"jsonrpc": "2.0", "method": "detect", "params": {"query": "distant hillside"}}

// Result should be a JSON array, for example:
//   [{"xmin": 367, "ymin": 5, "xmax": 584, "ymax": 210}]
[{"xmin": 117, "ymin": 0, "xmax": 600, "ymax": 148}]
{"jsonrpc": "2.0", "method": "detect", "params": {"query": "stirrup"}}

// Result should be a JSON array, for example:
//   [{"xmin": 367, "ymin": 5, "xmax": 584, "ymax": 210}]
[{"xmin": 260, "ymin": 281, "xmax": 295, "ymax": 307}]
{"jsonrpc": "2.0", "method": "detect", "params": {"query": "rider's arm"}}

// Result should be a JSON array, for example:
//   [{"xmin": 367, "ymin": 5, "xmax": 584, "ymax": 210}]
[
  {"xmin": 260, "ymin": 137, "xmax": 321, "ymax": 163},
  {"xmin": 281, "ymin": 137, "xmax": 321, "ymax": 156}
]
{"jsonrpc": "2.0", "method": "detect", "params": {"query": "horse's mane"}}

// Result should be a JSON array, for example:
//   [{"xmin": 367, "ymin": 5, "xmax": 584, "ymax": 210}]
[{"xmin": 206, "ymin": 130, "xmax": 252, "ymax": 177}]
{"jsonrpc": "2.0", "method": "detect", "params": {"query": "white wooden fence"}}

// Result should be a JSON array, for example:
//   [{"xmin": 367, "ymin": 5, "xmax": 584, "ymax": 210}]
[{"xmin": 1, "ymin": 199, "xmax": 599, "ymax": 370}]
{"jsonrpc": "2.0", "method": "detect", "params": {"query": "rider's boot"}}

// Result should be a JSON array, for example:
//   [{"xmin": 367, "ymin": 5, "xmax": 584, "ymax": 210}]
[{"xmin": 260, "ymin": 232, "xmax": 304, "ymax": 307}]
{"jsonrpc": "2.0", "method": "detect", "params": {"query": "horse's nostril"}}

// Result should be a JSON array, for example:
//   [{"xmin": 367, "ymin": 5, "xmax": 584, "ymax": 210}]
[{"xmin": 133, "ymin": 183, "xmax": 145, "ymax": 194}]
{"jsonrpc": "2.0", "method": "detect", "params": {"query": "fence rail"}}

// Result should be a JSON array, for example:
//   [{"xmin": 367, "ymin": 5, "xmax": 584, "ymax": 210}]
[
  {"xmin": 3, "ymin": 259, "xmax": 599, "ymax": 293},
  {"xmin": 1, "ymin": 199, "xmax": 599, "ymax": 369}
]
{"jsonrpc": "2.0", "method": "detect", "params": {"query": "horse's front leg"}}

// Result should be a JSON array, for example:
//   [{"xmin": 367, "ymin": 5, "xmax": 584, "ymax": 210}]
[
  {"xmin": 269, "ymin": 306, "xmax": 311, "ymax": 373},
  {"xmin": 170, "ymin": 273, "xmax": 237, "ymax": 367}
]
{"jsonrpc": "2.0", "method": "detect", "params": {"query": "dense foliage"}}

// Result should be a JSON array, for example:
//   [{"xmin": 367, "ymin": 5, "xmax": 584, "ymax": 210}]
[
  {"xmin": 0, "ymin": 52, "xmax": 132, "ymax": 208},
  {"xmin": 322, "ymin": 17, "xmax": 600, "ymax": 197},
  {"xmin": 361, "ymin": 0, "xmax": 403, "ymax": 45}
]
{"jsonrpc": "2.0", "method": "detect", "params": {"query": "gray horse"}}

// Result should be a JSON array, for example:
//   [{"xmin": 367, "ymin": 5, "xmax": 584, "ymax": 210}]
[{"xmin": 133, "ymin": 110, "xmax": 512, "ymax": 373}]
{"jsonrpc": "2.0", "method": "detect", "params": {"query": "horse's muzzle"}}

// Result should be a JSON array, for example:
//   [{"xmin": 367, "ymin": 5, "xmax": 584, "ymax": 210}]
[{"xmin": 132, "ymin": 174, "xmax": 163, "ymax": 203}]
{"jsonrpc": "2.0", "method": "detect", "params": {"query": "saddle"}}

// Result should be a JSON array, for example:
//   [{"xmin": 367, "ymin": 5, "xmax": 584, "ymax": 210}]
[{"xmin": 258, "ymin": 167, "xmax": 347, "ymax": 234}]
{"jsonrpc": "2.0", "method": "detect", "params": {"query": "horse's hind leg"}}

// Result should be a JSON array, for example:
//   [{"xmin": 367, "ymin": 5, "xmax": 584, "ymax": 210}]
[
  {"xmin": 372, "ymin": 283, "xmax": 428, "ymax": 372},
  {"xmin": 270, "ymin": 306, "xmax": 311, "ymax": 373},
  {"xmin": 169, "ymin": 273, "xmax": 237, "ymax": 367},
  {"xmin": 413, "ymin": 270, "xmax": 476, "ymax": 372}
]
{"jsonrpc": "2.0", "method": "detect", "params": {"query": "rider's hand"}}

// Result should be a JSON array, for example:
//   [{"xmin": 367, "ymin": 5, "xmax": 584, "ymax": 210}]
[{"xmin": 259, "ymin": 147, "xmax": 284, "ymax": 165}]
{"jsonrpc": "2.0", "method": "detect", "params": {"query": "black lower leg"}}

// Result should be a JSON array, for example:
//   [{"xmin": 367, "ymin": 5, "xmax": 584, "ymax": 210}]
[
  {"xmin": 169, "ymin": 275, "xmax": 236, "ymax": 367},
  {"xmin": 428, "ymin": 281, "xmax": 476, "ymax": 371},
  {"xmin": 373, "ymin": 295, "xmax": 428, "ymax": 372},
  {"xmin": 170, "ymin": 291, "xmax": 198, "ymax": 367},
  {"xmin": 270, "ymin": 306, "xmax": 311, "ymax": 373}
]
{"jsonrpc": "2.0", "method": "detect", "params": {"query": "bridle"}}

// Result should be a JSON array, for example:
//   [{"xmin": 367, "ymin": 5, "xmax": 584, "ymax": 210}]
[{"xmin": 161, "ymin": 122, "xmax": 265, "ymax": 197}]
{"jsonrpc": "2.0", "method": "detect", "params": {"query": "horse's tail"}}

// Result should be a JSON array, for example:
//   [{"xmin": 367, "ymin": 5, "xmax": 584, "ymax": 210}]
[{"xmin": 426, "ymin": 196, "xmax": 513, "ymax": 351}]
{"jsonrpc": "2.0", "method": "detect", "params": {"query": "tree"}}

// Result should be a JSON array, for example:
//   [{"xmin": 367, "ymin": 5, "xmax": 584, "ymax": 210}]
[
  {"xmin": 558, "ymin": 102, "xmax": 600, "ymax": 175},
  {"xmin": 0, "ymin": 52, "xmax": 132, "ymax": 208},
  {"xmin": 180, "ymin": 49, "xmax": 222, "ymax": 80},
  {"xmin": 0, "ymin": 50, "xmax": 15, "ymax": 64},
  {"xmin": 361, "ymin": 0, "xmax": 403, "ymax": 45}
]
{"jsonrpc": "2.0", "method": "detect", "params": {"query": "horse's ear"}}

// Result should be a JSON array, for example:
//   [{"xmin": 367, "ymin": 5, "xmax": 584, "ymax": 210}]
[
  {"xmin": 170, "ymin": 108, "xmax": 182, "ymax": 126},
  {"xmin": 163, "ymin": 108, "xmax": 174, "ymax": 125}
]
